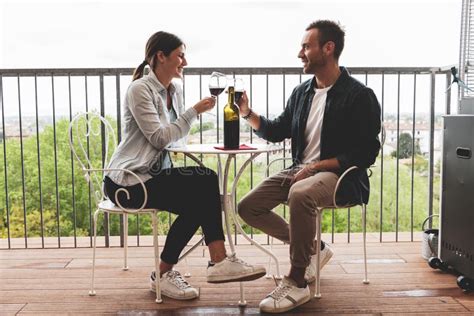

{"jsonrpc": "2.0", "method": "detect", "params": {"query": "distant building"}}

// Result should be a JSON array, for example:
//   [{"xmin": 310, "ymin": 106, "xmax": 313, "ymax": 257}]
[{"xmin": 384, "ymin": 120, "xmax": 442, "ymax": 161}]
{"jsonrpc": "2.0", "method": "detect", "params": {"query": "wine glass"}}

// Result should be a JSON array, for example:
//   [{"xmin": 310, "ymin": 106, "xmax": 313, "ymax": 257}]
[
  {"xmin": 209, "ymin": 72, "xmax": 227, "ymax": 97},
  {"xmin": 233, "ymin": 78, "xmax": 245, "ymax": 104}
]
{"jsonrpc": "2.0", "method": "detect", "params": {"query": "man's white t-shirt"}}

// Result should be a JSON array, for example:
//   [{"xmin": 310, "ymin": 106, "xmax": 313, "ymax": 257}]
[{"xmin": 301, "ymin": 85, "xmax": 332, "ymax": 164}]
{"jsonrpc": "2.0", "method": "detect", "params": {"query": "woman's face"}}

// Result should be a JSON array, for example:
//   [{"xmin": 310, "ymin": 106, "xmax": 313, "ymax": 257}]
[{"xmin": 159, "ymin": 44, "xmax": 187, "ymax": 79}]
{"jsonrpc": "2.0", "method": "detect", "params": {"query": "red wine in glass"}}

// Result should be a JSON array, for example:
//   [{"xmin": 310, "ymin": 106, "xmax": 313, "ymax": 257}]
[
  {"xmin": 209, "ymin": 72, "xmax": 227, "ymax": 97},
  {"xmin": 233, "ymin": 78, "xmax": 245, "ymax": 103},
  {"xmin": 210, "ymin": 87, "xmax": 225, "ymax": 96}
]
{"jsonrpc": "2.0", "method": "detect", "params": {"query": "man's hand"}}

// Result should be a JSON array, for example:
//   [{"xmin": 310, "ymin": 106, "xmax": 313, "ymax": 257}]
[
  {"xmin": 237, "ymin": 91, "xmax": 251, "ymax": 117},
  {"xmin": 236, "ymin": 91, "xmax": 261, "ymax": 130},
  {"xmin": 290, "ymin": 165, "xmax": 315, "ymax": 185},
  {"xmin": 290, "ymin": 158, "xmax": 341, "ymax": 185}
]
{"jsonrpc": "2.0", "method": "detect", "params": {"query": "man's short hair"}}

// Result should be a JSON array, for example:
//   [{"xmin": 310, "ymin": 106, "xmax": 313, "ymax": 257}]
[{"xmin": 306, "ymin": 20, "xmax": 345, "ymax": 60}]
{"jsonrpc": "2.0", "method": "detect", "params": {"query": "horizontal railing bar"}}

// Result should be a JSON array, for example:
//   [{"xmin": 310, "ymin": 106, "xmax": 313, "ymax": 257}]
[
  {"xmin": 0, "ymin": 66, "xmax": 452, "ymax": 77},
  {"xmin": 439, "ymin": 64, "xmax": 457, "ymax": 72}
]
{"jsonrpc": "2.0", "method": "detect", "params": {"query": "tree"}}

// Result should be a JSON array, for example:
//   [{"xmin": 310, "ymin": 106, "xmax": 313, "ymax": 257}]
[
  {"xmin": 190, "ymin": 122, "xmax": 214, "ymax": 134},
  {"xmin": 0, "ymin": 119, "xmax": 439, "ymax": 239},
  {"xmin": 391, "ymin": 132, "xmax": 421, "ymax": 159}
]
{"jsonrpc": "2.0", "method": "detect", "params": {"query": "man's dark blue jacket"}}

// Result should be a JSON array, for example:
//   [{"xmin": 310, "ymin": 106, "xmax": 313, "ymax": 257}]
[{"xmin": 255, "ymin": 67, "xmax": 381, "ymax": 204}]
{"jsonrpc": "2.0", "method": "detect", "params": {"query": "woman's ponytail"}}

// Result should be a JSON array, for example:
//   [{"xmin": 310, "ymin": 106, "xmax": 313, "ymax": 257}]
[{"xmin": 132, "ymin": 60, "xmax": 148, "ymax": 81}]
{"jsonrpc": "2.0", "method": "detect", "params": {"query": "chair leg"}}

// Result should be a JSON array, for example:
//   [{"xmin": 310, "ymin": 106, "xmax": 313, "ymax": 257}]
[
  {"xmin": 89, "ymin": 209, "xmax": 100, "ymax": 296},
  {"xmin": 151, "ymin": 212, "xmax": 162, "ymax": 303},
  {"xmin": 184, "ymin": 256, "xmax": 191, "ymax": 277},
  {"xmin": 314, "ymin": 209, "xmax": 322, "ymax": 298},
  {"xmin": 362, "ymin": 204, "xmax": 370, "ymax": 284},
  {"xmin": 123, "ymin": 213, "xmax": 129, "ymax": 271},
  {"xmin": 178, "ymin": 236, "xmax": 204, "ymax": 278},
  {"xmin": 266, "ymin": 236, "xmax": 273, "ymax": 278}
]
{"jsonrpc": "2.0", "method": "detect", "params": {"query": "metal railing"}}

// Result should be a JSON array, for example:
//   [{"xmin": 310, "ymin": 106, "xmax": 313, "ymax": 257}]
[{"xmin": 0, "ymin": 66, "xmax": 455, "ymax": 249}]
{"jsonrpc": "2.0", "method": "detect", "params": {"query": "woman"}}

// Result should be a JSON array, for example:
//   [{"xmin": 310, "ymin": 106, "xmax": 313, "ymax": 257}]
[{"xmin": 104, "ymin": 31, "xmax": 265, "ymax": 300}]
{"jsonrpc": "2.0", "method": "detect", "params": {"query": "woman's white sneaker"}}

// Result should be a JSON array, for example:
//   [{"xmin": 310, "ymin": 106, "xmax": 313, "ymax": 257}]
[
  {"xmin": 206, "ymin": 254, "xmax": 266, "ymax": 283},
  {"xmin": 150, "ymin": 270, "xmax": 199, "ymax": 300},
  {"xmin": 259, "ymin": 276, "xmax": 311, "ymax": 313}
]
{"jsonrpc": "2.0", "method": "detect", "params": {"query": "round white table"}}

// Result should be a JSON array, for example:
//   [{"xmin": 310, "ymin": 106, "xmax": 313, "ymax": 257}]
[{"xmin": 168, "ymin": 143, "xmax": 283, "ymax": 306}]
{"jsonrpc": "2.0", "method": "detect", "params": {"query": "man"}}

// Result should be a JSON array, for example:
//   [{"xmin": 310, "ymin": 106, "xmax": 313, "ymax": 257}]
[{"xmin": 237, "ymin": 20, "xmax": 381, "ymax": 313}]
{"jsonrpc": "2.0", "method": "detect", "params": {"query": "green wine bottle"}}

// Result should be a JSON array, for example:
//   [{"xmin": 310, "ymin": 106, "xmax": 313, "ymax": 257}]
[{"xmin": 223, "ymin": 86, "xmax": 240, "ymax": 149}]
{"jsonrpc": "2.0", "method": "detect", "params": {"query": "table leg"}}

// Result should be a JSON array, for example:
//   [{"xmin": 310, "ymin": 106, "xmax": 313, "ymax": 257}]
[
  {"xmin": 182, "ymin": 150, "xmax": 282, "ymax": 306},
  {"xmin": 221, "ymin": 193, "xmax": 235, "ymax": 255},
  {"xmin": 228, "ymin": 153, "xmax": 282, "ymax": 279},
  {"xmin": 220, "ymin": 154, "xmax": 245, "ymax": 305},
  {"xmin": 217, "ymin": 155, "xmax": 223, "ymax": 193}
]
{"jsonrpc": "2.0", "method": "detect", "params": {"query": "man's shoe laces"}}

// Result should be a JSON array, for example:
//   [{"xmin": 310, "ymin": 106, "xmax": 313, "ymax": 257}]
[{"xmin": 268, "ymin": 281, "xmax": 292, "ymax": 301}]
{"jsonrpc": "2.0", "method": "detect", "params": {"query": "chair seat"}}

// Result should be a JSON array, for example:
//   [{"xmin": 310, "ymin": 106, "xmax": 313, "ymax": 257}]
[
  {"xmin": 282, "ymin": 201, "xmax": 360, "ymax": 209},
  {"xmin": 320, "ymin": 202, "xmax": 360, "ymax": 209},
  {"xmin": 98, "ymin": 199, "xmax": 158, "ymax": 214}
]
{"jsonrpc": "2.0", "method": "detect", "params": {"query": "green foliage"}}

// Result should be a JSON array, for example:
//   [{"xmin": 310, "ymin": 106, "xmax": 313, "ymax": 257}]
[
  {"xmin": 190, "ymin": 122, "xmax": 214, "ymax": 135},
  {"xmin": 0, "ymin": 119, "xmax": 440, "ymax": 241},
  {"xmin": 391, "ymin": 132, "xmax": 421, "ymax": 159}
]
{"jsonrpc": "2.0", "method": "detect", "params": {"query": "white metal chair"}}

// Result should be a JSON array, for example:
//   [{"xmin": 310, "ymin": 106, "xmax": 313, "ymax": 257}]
[
  {"xmin": 68, "ymin": 112, "xmax": 179, "ymax": 303},
  {"xmin": 265, "ymin": 158, "xmax": 370, "ymax": 298},
  {"xmin": 266, "ymin": 125, "xmax": 384, "ymax": 298},
  {"xmin": 313, "ymin": 166, "xmax": 370, "ymax": 298}
]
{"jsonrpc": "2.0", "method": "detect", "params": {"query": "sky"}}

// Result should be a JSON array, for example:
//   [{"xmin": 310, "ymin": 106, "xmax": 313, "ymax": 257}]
[
  {"xmin": 0, "ymin": 0, "xmax": 462, "ymax": 120},
  {"xmin": 0, "ymin": 0, "xmax": 462, "ymax": 69}
]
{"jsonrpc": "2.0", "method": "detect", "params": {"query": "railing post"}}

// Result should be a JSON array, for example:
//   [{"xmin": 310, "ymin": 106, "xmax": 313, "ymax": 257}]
[
  {"xmin": 17, "ymin": 76, "xmax": 28, "ymax": 248},
  {"xmin": 410, "ymin": 72, "xmax": 417, "ymax": 241},
  {"xmin": 446, "ymin": 71, "xmax": 452, "ymax": 115},
  {"xmin": 68, "ymin": 74, "xmax": 78, "ymax": 248},
  {"xmin": 379, "ymin": 72, "xmax": 385, "ymax": 243},
  {"xmin": 100, "ymin": 73, "xmax": 110, "ymax": 247},
  {"xmin": 0, "ymin": 74, "xmax": 11, "ymax": 249},
  {"xmin": 51, "ymin": 74, "xmax": 61, "ymax": 248},
  {"xmin": 428, "ymin": 71, "xmax": 436, "ymax": 227},
  {"xmin": 115, "ymin": 72, "xmax": 125, "ymax": 248}
]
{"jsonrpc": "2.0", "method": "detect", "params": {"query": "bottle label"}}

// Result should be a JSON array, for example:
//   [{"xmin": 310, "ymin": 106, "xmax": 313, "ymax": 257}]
[{"xmin": 224, "ymin": 120, "xmax": 240, "ymax": 149}]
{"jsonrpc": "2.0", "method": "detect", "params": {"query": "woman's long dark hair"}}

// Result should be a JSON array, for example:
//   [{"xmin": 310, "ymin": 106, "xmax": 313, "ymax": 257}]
[{"xmin": 132, "ymin": 31, "xmax": 184, "ymax": 81}]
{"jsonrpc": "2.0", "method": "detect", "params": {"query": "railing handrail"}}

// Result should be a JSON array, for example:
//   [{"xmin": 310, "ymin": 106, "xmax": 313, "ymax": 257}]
[{"xmin": 0, "ymin": 66, "xmax": 453, "ymax": 77}]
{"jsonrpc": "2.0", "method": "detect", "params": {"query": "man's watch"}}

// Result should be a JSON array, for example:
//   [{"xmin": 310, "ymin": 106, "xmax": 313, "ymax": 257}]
[{"xmin": 242, "ymin": 109, "xmax": 253, "ymax": 120}]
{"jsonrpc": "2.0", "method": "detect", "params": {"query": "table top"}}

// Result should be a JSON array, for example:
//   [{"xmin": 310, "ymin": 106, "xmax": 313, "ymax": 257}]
[{"xmin": 167, "ymin": 143, "xmax": 282, "ymax": 155}]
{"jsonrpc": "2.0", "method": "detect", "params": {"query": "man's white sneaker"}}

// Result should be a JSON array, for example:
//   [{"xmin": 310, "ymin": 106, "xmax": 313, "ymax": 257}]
[
  {"xmin": 305, "ymin": 243, "xmax": 334, "ymax": 283},
  {"xmin": 259, "ymin": 276, "xmax": 311, "ymax": 313},
  {"xmin": 206, "ymin": 254, "xmax": 266, "ymax": 283},
  {"xmin": 150, "ymin": 270, "xmax": 199, "ymax": 300}
]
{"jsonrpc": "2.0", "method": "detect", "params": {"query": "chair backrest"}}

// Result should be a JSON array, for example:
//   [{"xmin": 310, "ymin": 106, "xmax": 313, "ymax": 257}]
[
  {"xmin": 68, "ymin": 112, "xmax": 117, "ymax": 204},
  {"xmin": 380, "ymin": 121, "xmax": 386, "ymax": 147}
]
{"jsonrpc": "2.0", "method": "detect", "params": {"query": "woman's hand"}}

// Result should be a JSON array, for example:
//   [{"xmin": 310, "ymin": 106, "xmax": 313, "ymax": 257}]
[{"xmin": 193, "ymin": 96, "xmax": 216, "ymax": 114}]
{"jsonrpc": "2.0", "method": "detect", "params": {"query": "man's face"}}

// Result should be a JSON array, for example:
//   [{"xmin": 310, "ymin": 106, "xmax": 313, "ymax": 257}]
[{"xmin": 297, "ymin": 29, "xmax": 327, "ymax": 74}]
